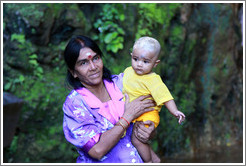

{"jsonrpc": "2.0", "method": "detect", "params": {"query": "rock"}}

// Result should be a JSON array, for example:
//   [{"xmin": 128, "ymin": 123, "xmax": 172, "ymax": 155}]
[{"xmin": 3, "ymin": 92, "xmax": 24, "ymax": 148}]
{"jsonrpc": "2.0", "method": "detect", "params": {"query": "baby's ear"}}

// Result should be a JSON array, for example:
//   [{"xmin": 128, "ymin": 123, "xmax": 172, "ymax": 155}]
[{"xmin": 154, "ymin": 60, "xmax": 160, "ymax": 68}]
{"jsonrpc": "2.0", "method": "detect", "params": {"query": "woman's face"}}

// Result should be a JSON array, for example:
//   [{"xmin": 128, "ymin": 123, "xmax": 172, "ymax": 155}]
[{"xmin": 72, "ymin": 47, "xmax": 104, "ymax": 88}]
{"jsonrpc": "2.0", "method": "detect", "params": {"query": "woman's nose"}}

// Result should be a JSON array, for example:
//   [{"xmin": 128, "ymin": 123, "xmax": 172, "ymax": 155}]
[{"xmin": 89, "ymin": 60, "xmax": 96, "ymax": 70}]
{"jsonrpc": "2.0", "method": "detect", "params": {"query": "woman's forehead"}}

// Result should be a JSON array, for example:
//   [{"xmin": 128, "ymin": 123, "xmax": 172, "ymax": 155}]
[
  {"xmin": 86, "ymin": 52, "xmax": 92, "ymax": 59},
  {"xmin": 79, "ymin": 48, "xmax": 97, "ymax": 60}
]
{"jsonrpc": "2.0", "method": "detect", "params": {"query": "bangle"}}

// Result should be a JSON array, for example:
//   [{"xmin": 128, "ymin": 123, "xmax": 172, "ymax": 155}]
[
  {"xmin": 117, "ymin": 121, "xmax": 127, "ymax": 138},
  {"xmin": 118, "ymin": 120, "xmax": 127, "ymax": 130},
  {"xmin": 120, "ymin": 117, "xmax": 130, "ymax": 126}
]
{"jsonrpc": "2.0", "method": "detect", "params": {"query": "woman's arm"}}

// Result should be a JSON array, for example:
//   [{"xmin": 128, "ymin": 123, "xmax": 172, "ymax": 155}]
[
  {"xmin": 88, "ymin": 94, "xmax": 155, "ymax": 160},
  {"xmin": 88, "ymin": 123, "xmax": 126, "ymax": 160}
]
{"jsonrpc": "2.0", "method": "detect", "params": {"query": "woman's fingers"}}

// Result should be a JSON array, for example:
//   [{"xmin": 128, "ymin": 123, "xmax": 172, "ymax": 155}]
[
  {"xmin": 136, "ymin": 94, "xmax": 152, "ymax": 101},
  {"xmin": 134, "ymin": 122, "xmax": 149, "ymax": 143},
  {"xmin": 134, "ymin": 121, "xmax": 155, "ymax": 143},
  {"xmin": 143, "ymin": 107, "xmax": 155, "ymax": 113},
  {"xmin": 142, "ymin": 99, "xmax": 155, "ymax": 104},
  {"xmin": 138, "ymin": 101, "xmax": 155, "ymax": 116},
  {"xmin": 141, "ymin": 99, "xmax": 155, "ymax": 110},
  {"xmin": 124, "ymin": 94, "xmax": 156, "ymax": 120},
  {"xmin": 124, "ymin": 93, "xmax": 130, "ymax": 104},
  {"xmin": 143, "ymin": 120, "xmax": 155, "ymax": 130},
  {"xmin": 135, "ymin": 131, "xmax": 145, "ymax": 142}
]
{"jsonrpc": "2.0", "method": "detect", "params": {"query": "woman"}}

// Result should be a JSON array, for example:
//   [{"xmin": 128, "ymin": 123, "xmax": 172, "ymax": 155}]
[{"xmin": 63, "ymin": 35, "xmax": 157, "ymax": 163}]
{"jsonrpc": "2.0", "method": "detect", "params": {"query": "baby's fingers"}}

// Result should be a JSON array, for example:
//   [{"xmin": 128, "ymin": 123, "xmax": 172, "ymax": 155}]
[
  {"xmin": 178, "ymin": 115, "xmax": 185, "ymax": 124},
  {"xmin": 178, "ymin": 116, "xmax": 182, "ymax": 124}
]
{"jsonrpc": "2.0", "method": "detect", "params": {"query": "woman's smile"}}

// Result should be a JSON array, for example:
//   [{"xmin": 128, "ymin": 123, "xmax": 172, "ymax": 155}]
[{"xmin": 89, "ymin": 71, "xmax": 100, "ymax": 78}]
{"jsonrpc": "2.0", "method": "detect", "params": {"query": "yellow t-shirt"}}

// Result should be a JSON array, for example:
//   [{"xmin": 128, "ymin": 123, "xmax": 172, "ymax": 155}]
[{"xmin": 122, "ymin": 66, "xmax": 174, "ymax": 127}]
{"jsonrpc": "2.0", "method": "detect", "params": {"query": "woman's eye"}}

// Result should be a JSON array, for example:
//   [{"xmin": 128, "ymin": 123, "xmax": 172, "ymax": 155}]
[
  {"xmin": 81, "ymin": 61, "xmax": 87, "ymax": 65},
  {"xmin": 94, "ymin": 55, "xmax": 100, "ymax": 60},
  {"xmin": 93, "ymin": 55, "xmax": 101, "ymax": 62}
]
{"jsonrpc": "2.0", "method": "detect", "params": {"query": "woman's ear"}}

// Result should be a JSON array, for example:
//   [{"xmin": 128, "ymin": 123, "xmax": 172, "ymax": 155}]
[
  {"xmin": 69, "ymin": 69, "xmax": 77, "ymax": 78},
  {"xmin": 154, "ymin": 60, "xmax": 160, "ymax": 68}
]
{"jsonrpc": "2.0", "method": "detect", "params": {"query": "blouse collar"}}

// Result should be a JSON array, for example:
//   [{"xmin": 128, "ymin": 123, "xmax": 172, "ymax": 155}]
[{"xmin": 76, "ymin": 79, "xmax": 124, "ymax": 108}]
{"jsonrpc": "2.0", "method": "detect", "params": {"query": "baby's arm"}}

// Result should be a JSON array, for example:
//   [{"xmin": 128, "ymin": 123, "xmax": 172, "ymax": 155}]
[{"xmin": 164, "ymin": 100, "xmax": 185, "ymax": 124}]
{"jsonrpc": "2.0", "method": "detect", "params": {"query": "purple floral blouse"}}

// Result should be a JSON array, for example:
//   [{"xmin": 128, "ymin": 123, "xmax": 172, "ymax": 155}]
[{"xmin": 63, "ymin": 74, "xmax": 143, "ymax": 163}]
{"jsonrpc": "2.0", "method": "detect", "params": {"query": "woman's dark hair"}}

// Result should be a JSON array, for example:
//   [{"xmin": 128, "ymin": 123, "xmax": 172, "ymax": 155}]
[{"xmin": 64, "ymin": 35, "xmax": 112, "ymax": 89}]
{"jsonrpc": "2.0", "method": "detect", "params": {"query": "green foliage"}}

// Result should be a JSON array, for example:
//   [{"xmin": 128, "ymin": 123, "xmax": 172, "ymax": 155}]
[
  {"xmin": 11, "ymin": 33, "xmax": 25, "ymax": 44},
  {"xmin": 4, "ymin": 25, "xmax": 71, "ymax": 162},
  {"xmin": 8, "ymin": 136, "xmax": 18, "ymax": 155},
  {"xmin": 135, "ymin": 3, "xmax": 181, "ymax": 39},
  {"xmin": 4, "ymin": 75, "xmax": 25, "ymax": 91},
  {"xmin": 47, "ymin": 41, "xmax": 66, "ymax": 72},
  {"xmin": 93, "ymin": 4, "xmax": 125, "ymax": 54},
  {"xmin": 170, "ymin": 25, "xmax": 184, "ymax": 46},
  {"xmin": 5, "ymin": 70, "xmax": 76, "ymax": 162},
  {"xmin": 4, "ymin": 3, "xmax": 46, "ymax": 27},
  {"xmin": 4, "ymin": 33, "xmax": 43, "ymax": 92},
  {"xmin": 46, "ymin": 3, "xmax": 64, "ymax": 18},
  {"xmin": 157, "ymin": 110, "xmax": 184, "ymax": 154},
  {"xmin": 156, "ymin": 83, "xmax": 195, "ymax": 154},
  {"xmin": 29, "ymin": 54, "xmax": 44, "ymax": 78}
]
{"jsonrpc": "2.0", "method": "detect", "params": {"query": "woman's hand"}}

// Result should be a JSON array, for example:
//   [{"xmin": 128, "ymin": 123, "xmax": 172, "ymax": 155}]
[
  {"xmin": 133, "ymin": 121, "xmax": 155, "ymax": 143},
  {"xmin": 123, "ymin": 93, "xmax": 155, "ymax": 122}
]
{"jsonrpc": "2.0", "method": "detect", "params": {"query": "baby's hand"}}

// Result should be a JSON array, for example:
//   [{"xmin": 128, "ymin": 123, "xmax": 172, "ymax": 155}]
[{"xmin": 174, "ymin": 111, "xmax": 186, "ymax": 124}]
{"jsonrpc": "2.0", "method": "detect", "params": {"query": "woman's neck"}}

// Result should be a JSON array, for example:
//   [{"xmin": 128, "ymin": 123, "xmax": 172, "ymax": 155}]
[
  {"xmin": 86, "ymin": 82, "xmax": 104, "ymax": 95},
  {"xmin": 84, "ymin": 82, "xmax": 111, "ymax": 103}
]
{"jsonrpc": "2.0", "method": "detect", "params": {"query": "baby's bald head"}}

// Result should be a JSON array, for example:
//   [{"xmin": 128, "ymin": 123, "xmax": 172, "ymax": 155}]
[{"xmin": 133, "ymin": 36, "xmax": 161, "ymax": 59}]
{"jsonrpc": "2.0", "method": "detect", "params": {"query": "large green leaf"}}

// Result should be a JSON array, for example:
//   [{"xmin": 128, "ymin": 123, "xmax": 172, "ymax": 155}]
[{"xmin": 104, "ymin": 32, "xmax": 118, "ymax": 44}]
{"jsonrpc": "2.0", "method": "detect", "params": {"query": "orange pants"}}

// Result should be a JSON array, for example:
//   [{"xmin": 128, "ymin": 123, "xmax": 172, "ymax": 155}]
[{"xmin": 132, "ymin": 110, "xmax": 160, "ymax": 128}]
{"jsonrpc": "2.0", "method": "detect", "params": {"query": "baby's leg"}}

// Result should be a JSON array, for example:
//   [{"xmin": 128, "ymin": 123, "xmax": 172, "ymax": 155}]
[{"xmin": 132, "ymin": 123, "xmax": 152, "ymax": 163}]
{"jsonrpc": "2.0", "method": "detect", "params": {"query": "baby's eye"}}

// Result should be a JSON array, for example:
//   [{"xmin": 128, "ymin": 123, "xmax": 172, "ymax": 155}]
[
  {"xmin": 144, "ymin": 61, "xmax": 149, "ymax": 64},
  {"xmin": 133, "ymin": 57, "xmax": 138, "ymax": 61}
]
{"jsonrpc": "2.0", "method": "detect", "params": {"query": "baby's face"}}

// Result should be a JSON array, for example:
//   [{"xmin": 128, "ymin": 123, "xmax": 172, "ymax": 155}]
[{"xmin": 131, "ymin": 48, "xmax": 159, "ymax": 75}]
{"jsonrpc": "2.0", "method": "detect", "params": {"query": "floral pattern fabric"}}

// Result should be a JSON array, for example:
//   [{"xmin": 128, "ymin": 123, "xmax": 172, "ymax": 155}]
[{"xmin": 63, "ymin": 74, "xmax": 143, "ymax": 163}]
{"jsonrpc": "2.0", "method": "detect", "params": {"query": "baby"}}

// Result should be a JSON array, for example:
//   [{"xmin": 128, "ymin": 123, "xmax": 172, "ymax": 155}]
[{"xmin": 122, "ymin": 36, "xmax": 185, "ymax": 162}]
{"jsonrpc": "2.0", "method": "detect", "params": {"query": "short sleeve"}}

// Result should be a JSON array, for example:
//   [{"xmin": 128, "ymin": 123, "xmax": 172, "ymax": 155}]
[
  {"xmin": 112, "ymin": 73, "xmax": 124, "ymax": 92},
  {"xmin": 145, "ymin": 75, "xmax": 174, "ymax": 106},
  {"xmin": 63, "ymin": 91, "xmax": 102, "ymax": 153}
]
